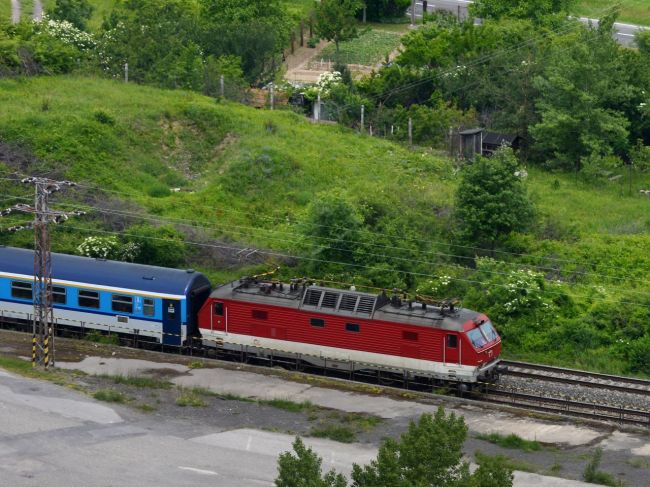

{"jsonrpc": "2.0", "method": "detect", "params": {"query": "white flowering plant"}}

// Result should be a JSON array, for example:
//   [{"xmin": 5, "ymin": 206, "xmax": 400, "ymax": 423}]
[
  {"xmin": 77, "ymin": 236, "xmax": 140, "ymax": 261},
  {"xmin": 33, "ymin": 15, "xmax": 96, "ymax": 51}
]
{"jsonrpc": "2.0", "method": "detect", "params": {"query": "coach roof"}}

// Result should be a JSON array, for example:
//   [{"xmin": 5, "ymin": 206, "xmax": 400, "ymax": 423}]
[{"xmin": 0, "ymin": 246, "xmax": 210, "ymax": 297}]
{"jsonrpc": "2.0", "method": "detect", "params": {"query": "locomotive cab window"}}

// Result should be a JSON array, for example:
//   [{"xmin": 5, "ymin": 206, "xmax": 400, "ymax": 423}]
[
  {"xmin": 252, "ymin": 309, "xmax": 268, "ymax": 320},
  {"xmin": 52, "ymin": 286, "xmax": 67, "ymax": 304},
  {"xmin": 143, "ymin": 298, "xmax": 155, "ymax": 317},
  {"xmin": 11, "ymin": 281, "xmax": 32, "ymax": 300},
  {"xmin": 214, "ymin": 302, "xmax": 224, "ymax": 316},
  {"xmin": 112, "ymin": 294, "xmax": 133, "ymax": 314},
  {"xmin": 446, "ymin": 334, "xmax": 458, "ymax": 348},
  {"xmin": 345, "ymin": 323, "xmax": 360, "ymax": 333},
  {"xmin": 78, "ymin": 290, "xmax": 100, "ymax": 309},
  {"xmin": 310, "ymin": 318, "xmax": 325, "ymax": 328}
]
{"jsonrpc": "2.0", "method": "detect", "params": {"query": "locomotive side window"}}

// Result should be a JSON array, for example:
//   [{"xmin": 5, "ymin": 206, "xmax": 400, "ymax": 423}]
[
  {"xmin": 310, "ymin": 318, "xmax": 325, "ymax": 328},
  {"xmin": 345, "ymin": 323, "xmax": 360, "ymax": 333},
  {"xmin": 112, "ymin": 294, "xmax": 134, "ymax": 314},
  {"xmin": 403, "ymin": 331, "xmax": 418, "ymax": 341},
  {"xmin": 143, "ymin": 298, "xmax": 155, "ymax": 317},
  {"xmin": 11, "ymin": 281, "xmax": 32, "ymax": 300},
  {"xmin": 214, "ymin": 302, "xmax": 224, "ymax": 316},
  {"xmin": 52, "ymin": 286, "xmax": 67, "ymax": 304},
  {"xmin": 446, "ymin": 334, "xmax": 458, "ymax": 348},
  {"xmin": 252, "ymin": 310, "xmax": 268, "ymax": 320},
  {"xmin": 79, "ymin": 290, "xmax": 100, "ymax": 309}
]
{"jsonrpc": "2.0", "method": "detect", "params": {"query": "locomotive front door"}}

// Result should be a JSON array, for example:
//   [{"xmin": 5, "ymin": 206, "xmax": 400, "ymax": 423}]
[{"xmin": 162, "ymin": 299, "xmax": 182, "ymax": 346}]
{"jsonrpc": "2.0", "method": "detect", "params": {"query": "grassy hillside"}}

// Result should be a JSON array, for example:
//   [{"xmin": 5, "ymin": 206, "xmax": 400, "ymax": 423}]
[
  {"xmin": 576, "ymin": 0, "xmax": 650, "ymax": 25},
  {"xmin": 1, "ymin": 75, "xmax": 650, "ymax": 375}
]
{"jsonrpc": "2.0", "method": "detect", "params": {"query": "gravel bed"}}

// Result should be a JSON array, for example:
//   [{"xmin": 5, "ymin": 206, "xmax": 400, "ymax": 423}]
[{"xmin": 498, "ymin": 374, "xmax": 650, "ymax": 412}]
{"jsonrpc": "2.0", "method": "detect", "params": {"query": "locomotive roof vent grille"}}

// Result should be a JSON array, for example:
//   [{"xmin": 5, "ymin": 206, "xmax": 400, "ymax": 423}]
[
  {"xmin": 356, "ymin": 296, "xmax": 376, "ymax": 314},
  {"xmin": 321, "ymin": 291, "xmax": 339, "ymax": 308},
  {"xmin": 304, "ymin": 288, "xmax": 322, "ymax": 306},
  {"xmin": 339, "ymin": 294, "xmax": 358, "ymax": 312}
]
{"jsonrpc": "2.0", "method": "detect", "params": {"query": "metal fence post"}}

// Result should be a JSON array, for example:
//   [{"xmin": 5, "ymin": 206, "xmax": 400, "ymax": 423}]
[
  {"xmin": 220, "ymin": 75, "xmax": 224, "ymax": 98},
  {"xmin": 124, "ymin": 63, "xmax": 128, "ymax": 83},
  {"xmin": 408, "ymin": 117, "xmax": 413, "ymax": 146},
  {"xmin": 360, "ymin": 104, "xmax": 365, "ymax": 132}
]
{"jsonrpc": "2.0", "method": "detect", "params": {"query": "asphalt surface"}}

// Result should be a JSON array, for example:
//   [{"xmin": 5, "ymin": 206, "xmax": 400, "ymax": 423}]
[{"xmin": 410, "ymin": 0, "xmax": 648, "ymax": 46}]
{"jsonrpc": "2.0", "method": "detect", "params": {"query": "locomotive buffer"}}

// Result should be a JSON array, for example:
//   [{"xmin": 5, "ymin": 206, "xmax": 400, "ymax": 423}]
[{"xmin": 0, "ymin": 177, "xmax": 84, "ymax": 368}]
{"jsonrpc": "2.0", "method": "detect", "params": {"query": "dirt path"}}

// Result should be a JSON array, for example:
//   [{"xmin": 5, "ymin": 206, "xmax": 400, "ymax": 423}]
[
  {"xmin": 33, "ymin": 0, "xmax": 43, "ymax": 20},
  {"xmin": 284, "ymin": 39, "xmax": 332, "ymax": 83},
  {"xmin": 11, "ymin": 0, "xmax": 20, "ymax": 23}
]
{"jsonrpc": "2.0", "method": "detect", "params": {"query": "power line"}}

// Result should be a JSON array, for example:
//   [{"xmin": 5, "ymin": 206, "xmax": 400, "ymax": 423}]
[
  {"xmin": 37, "ymin": 224, "xmax": 650, "ymax": 311},
  {"xmin": 30, "ymin": 196, "xmax": 650, "ymax": 294}
]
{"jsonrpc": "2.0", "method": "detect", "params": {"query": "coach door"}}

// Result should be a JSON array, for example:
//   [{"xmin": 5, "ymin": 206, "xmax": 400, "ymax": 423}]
[{"xmin": 162, "ymin": 299, "xmax": 182, "ymax": 346}]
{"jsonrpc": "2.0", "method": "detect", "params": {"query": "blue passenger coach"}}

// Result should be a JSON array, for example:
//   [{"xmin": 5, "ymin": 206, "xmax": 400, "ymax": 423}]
[{"xmin": 0, "ymin": 246, "xmax": 211, "ymax": 345}]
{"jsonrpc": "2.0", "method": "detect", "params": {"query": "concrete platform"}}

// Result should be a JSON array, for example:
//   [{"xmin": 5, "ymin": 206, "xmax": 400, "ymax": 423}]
[
  {"xmin": 0, "ymin": 366, "xmax": 612, "ymax": 486},
  {"xmin": 61, "ymin": 357, "xmax": 604, "ymax": 446}
]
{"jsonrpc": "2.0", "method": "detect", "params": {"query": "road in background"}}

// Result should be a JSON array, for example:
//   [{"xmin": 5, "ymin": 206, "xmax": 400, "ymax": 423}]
[{"xmin": 410, "ymin": 0, "xmax": 648, "ymax": 46}]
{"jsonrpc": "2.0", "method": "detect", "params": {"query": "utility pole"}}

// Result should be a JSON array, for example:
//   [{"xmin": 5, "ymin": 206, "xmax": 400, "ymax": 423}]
[
  {"xmin": 411, "ymin": 0, "xmax": 416, "ymax": 26},
  {"xmin": 1, "ymin": 177, "xmax": 84, "ymax": 368}
]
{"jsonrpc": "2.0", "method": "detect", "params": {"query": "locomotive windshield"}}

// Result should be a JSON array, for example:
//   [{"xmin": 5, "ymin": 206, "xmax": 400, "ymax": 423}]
[
  {"xmin": 480, "ymin": 321, "xmax": 499, "ymax": 342},
  {"xmin": 467, "ymin": 328, "xmax": 488, "ymax": 348},
  {"xmin": 467, "ymin": 321, "xmax": 499, "ymax": 349}
]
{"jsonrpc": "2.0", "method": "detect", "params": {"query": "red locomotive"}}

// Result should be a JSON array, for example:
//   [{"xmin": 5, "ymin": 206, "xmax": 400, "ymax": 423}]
[{"xmin": 198, "ymin": 277, "xmax": 501, "ymax": 385}]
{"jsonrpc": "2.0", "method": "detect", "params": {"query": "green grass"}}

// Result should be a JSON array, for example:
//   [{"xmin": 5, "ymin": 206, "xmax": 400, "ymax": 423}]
[
  {"xmin": 0, "ymin": 0, "xmax": 12, "ymax": 21},
  {"xmin": 319, "ymin": 28, "xmax": 403, "ymax": 65},
  {"xmin": 259, "ymin": 398, "xmax": 314, "ymax": 412},
  {"xmin": 105, "ymin": 374, "xmax": 173, "ymax": 389},
  {"xmin": 93, "ymin": 388, "xmax": 128, "ymax": 403},
  {"xmin": 476, "ymin": 432, "xmax": 542, "ymax": 452},
  {"xmin": 575, "ymin": 1, "xmax": 650, "ymax": 26},
  {"xmin": 474, "ymin": 451, "xmax": 539, "ymax": 474},
  {"xmin": 85, "ymin": 330, "xmax": 120, "ymax": 345},
  {"xmin": 309, "ymin": 425, "xmax": 357, "ymax": 443},
  {"xmin": 176, "ymin": 388, "xmax": 208, "ymax": 407}
]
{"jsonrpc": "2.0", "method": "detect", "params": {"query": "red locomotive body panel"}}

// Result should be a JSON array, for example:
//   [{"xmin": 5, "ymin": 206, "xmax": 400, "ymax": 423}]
[{"xmin": 198, "ymin": 281, "xmax": 501, "ymax": 382}]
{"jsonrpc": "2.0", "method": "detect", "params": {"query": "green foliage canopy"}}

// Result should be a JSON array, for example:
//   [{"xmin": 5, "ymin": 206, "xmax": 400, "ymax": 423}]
[
  {"xmin": 470, "ymin": 0, "xmax": 575, "ymax": 23},
  {"xmin": 51, "ymin": 0, "xmax": 94, "ymax": 30},
  {"xmin": 455, "ymin": 147, "xmax": 535, "ymax": 249},
  {"xmin": 316, "ymin": 0, "xmax": 364, "ymax": 54}
]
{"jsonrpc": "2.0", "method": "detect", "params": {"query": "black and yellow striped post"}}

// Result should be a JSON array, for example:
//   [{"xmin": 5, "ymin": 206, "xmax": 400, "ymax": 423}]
[
  {"xmin": 43, "ymin": 333, "xmax": 49, "ymax": 369},
  {"xmin": 32, "ymin": 334, "xmax": 37, "ymax": 367}
]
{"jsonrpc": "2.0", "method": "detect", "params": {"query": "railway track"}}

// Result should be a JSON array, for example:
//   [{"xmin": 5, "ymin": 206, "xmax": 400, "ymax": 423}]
[
  {"xmin": 498, "ymin": 360, "xmax": 650, "ymax": 396},
  {"xmin": 2, "ymin": 319, "xmax": 650, "ymax": 428}
]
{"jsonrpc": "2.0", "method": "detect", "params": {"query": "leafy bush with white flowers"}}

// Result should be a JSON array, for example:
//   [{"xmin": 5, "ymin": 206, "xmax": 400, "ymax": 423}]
[
  {"xmin": 77, "ymin": 236, "xmax": 140, "ymax": 261},
  {"xmin": 34, "ymin": 16, "xmax": 96, "ymax": 51}
]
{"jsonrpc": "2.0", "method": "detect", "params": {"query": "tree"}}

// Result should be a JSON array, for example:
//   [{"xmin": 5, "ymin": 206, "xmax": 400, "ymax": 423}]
[
  {"xmin": 201, "ymin": 0, "xmax": 292, "ymax": 84},
  {"xmin": 360, "ymin": 0, "xmax": 410, "ymax": 22},
  {"xmin": 275, "ymin": 409, "xmax": 514, "ymax": 487},
  {"xmin": 276, "ymin": 437, "xmax": 348, "ymax": 487},
  {"xmin": 455, "ymin": 147, "xmax": 535, "ymax": 250},
  {"xmin": 530, "ymin": 15, "xmax": 635, "ymax": 172},
  {"xmin": 301, "ymin": 191, "xmax": 363, "ymax": 266},
  {"xmin": 99, "ymin": 0, "xmax": 203, "ymax": 89},
  {"xmin": 51, "ymin": 0, "xmax": 94, "ymax": 30},
  {"xmin": 316, "ymin": 0, "xmax": 363, "ymax": 55},
  {"xmin": 470, "ymin": 0, "xmax": 575, "ymax": 23},
  {"xmin": 351, "ymin": 408, "xmax": 472, "ymax": 487}
]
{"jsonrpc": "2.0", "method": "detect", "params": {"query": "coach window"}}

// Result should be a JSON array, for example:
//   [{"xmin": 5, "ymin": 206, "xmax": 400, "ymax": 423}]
[
  {"xmin": 446, "ymin": 334, "xmax": 458, "ymax": 348},
  {"xmin": 52, "ymin": 286, "xmax": 67, "ymax": 305},
  {"xmin": 143, "ymin": 298, "xmax": 155, "ymax": 317},
  {"xmin": 78, "ymin": 290, "xmax": 100, "ymax": 309},
  {"xmin": 403, "ymin": 331, "xmax": 418, "ymax": 341},
  {"xmin": 112, "ymin": 294, "xmax": 133, "ymax": 314},
  {"xmin": 252, "ymin": 309, "xmax": 268, "ymax": 320},
  {"xmin": 310, "ymin": 318, "xmax": 325, "ymax": 328},
  {"xmin": 11, "ymin": 281, "xmax": 32, "ymax": 300},
  {"xmin": 214, "ymin": 302, "xmax": 224, "ymax": 316},
  {"xmin": 345, "ymin": 323, "xmax": 360, "ymax": 333}
]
